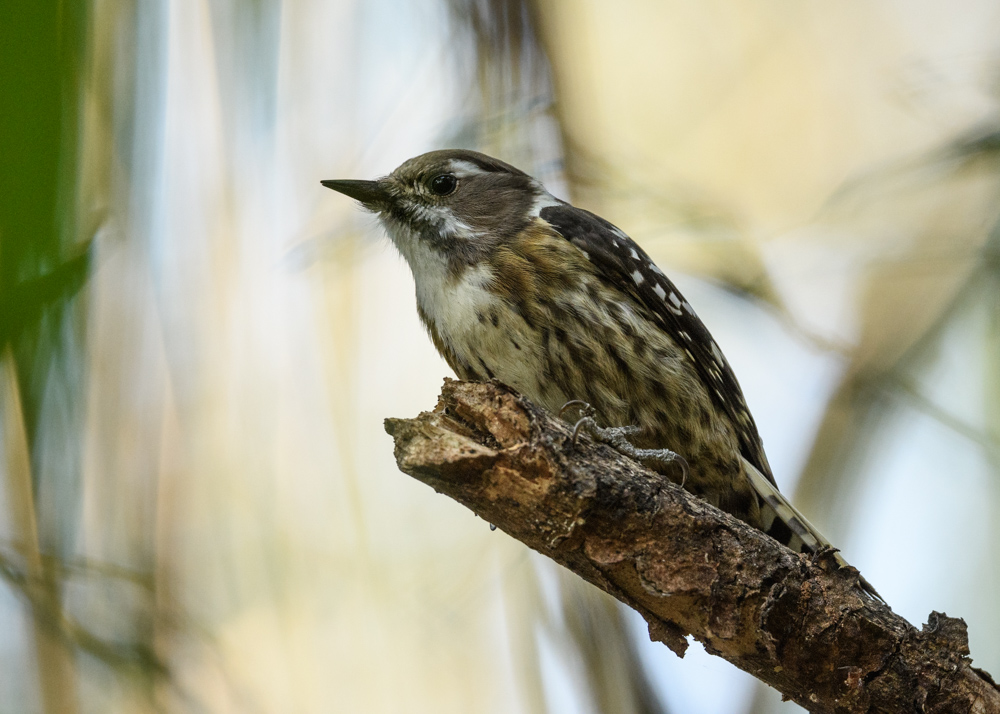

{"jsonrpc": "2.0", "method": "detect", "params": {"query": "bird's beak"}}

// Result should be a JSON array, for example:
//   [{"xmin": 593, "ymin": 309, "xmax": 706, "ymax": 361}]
[{"xmin": 321, "ymin": 179, "xmax": 389, "ymax": 210}]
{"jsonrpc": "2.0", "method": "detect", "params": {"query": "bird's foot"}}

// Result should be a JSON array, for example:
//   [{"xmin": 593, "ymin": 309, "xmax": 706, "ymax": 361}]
[{"xmin": 558, "ymin": 401, "xmax": 689, "ymax": 486}]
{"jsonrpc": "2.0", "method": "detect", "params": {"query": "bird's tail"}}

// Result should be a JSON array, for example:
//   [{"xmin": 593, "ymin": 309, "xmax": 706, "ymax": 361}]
[{"xmin": 742, "ymin": 456, "xmax": 882, "ymax": 601}]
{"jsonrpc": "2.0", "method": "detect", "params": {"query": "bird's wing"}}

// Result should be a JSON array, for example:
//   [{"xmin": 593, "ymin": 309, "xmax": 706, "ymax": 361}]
[{"xmin": 539, "ymin": 203, "xmax": 775, "ymax": 484}]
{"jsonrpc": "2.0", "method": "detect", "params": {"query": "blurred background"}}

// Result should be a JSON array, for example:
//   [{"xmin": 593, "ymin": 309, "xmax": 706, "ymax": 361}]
[{"xmin": 1, "ymin": 1, "xmax": 999, "ymax": 712}]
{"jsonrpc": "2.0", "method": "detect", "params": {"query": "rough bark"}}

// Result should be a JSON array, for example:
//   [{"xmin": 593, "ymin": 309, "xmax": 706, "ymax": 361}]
[{"xmin": 384, "ymin": 379, "xmax": 1000, "ymax": 714}]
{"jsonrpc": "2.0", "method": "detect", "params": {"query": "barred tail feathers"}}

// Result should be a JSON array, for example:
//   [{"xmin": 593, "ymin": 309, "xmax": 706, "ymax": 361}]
[
  {"xmin": 741, "ymin": 456, "xmax": 882, "ymax": 601},
  {"xmin": 742, "ymin": 456, "xmax": 830, "ymax": 555}
]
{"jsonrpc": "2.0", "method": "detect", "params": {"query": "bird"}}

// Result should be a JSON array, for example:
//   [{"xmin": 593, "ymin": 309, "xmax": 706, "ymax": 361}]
[{"xmin": 322, "ymin": 149, "xmax": 872, "ymax": 593}]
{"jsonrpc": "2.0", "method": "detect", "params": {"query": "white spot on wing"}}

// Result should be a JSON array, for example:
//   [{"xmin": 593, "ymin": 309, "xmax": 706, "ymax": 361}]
[
  {"xmin": 653, "ymin": 283, "xmax": 666, "ymax": 300},
  {"xmin": 629, "ymin": 248, "xmax": 639, "ymax": 260},
  {"xmin": 669, "ymin": 292, "xmax": 682, "ymax": 308},
  {"xmin": 631, "ymin": 270, "xmax": 644, "ymax": 285}
]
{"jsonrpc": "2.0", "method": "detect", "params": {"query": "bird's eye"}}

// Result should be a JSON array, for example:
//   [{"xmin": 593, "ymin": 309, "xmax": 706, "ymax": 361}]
[{"xmin": 429, "ymin": 174, "xmax": 457, "ymax": 196}]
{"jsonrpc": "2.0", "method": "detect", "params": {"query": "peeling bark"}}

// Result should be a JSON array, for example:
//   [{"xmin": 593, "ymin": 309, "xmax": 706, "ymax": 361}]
[{"xmin": 384, "ymin": 379, "xmax": 1000, "ymax": 714}]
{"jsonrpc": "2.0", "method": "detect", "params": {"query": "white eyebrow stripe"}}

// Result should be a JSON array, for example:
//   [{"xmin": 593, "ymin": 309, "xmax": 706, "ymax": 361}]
[{"xmin": 448, "ymin": 160, "xmax": 490, "ymax": 177}]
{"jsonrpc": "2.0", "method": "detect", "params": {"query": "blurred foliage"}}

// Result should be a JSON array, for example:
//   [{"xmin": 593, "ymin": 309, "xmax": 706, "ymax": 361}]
[
  {"xmin": 0, "ymin": 3, "xmax": 92, "ymax": 713},
  {"xmin": 0, "ymin": 2, "xmax": 179, "ymax": 711},
  {"xmin": 0, "ymin": 2, "xmax": 91, "ymax": 443},
  {"xmin": 795, "ymin": 126, "xmax": 1000, "ymax": 536}
]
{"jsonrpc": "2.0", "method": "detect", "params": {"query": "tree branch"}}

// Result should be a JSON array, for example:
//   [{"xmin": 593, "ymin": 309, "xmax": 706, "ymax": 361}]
[{"xmin": 384, "ymin": 379, "xmax": 1000, "ymax": 714}]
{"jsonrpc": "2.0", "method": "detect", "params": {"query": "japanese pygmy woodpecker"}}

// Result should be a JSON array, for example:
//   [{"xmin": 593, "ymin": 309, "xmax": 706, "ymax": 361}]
[{"xmin": 323, "ymin": 149, "xmax": 872, "ymax": 590}]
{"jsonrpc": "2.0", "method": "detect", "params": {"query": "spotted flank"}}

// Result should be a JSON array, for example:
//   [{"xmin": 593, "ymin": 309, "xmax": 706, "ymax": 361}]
[{"xmin": 539, "ymin": 203, "xmax": 775, "ymax": 487}]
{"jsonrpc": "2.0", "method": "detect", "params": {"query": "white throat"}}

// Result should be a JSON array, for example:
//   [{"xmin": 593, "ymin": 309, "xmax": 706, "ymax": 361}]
[{"xmin": 381, "ymin": 218, "xmax": 496, "ymax": 341}]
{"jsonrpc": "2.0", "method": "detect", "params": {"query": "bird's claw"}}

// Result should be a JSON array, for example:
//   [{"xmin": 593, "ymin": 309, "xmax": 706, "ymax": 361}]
[
  {"xmin": 560, "ymin": 400, "xmax": 598, "ymax": 446},
  {"xmin": 570, "ymin": 415, "xmax": 599, "ymax": 445},
  {"xmin": 559, "ymin": 399, "xmax": 593, "ymax": 420}
]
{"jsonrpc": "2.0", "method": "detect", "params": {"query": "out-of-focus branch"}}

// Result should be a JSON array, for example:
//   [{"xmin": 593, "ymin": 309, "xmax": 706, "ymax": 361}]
[{"xmin": 384, "ymin": 379, "xmax": 1000, "ymax": 714}]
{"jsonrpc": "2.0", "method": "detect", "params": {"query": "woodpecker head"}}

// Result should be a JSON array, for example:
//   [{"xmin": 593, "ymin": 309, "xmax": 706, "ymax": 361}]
[{"xmin": 322, "ymin": 150, "xmax": 560, "ymax": 269}]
